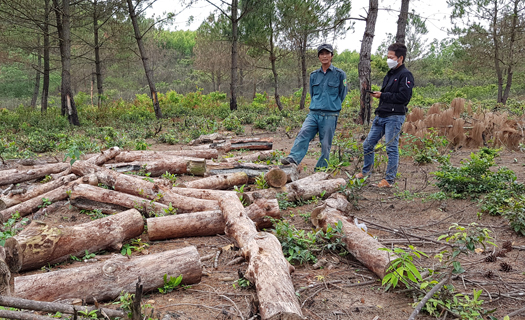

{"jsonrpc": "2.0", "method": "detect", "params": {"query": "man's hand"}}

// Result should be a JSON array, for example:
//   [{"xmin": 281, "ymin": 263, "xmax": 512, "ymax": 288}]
[{"xmin": 370, "ymin": 91, "xmax": 381, "ymax": 99}]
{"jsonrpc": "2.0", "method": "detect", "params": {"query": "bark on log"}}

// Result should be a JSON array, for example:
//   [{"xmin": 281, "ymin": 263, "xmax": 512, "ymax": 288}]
[
  {"xmin": 194, "ymin": 138, "xmax": 274, "ymax": 153},
  {"xmin": 0, "ymin": 296, "xmax": 126, "ymax": 319},
  {"xmin": 311, "ymin": 193, "xmax": 396, "ymax": 279},
  {"xmin": 0, "ymin": 178, "xmax": 85, "ymax": 223},
  {"xmin": 14, "ymin": 246, "xmax": 202, "ymax": 303},
  {"xmin": 0, "ymin": 174, "xmax": 77, "ymax": 210},
  {"xmin": 86, "ymin": 147, "xmax": 121, "ymax": 166},
  {"xmin": 71, "ymin": 161, "xmax": 219, "ymax": 213},
  {"xmin": 5, "ymin": 208, "xmax": 144, "ymax": 272},
  {"xmin": 209, "ymin": 163, "xmax": 298, "ymax": 183},
  {"xmin": 219, "ymin": 194, "xmax": 303, "ymax": 320},
  {"xmin": 147, "ymin": 198, "xmax": 279, "ymax": 240},
  {"xmin": 181, "ymin": 172, "xmax": 248, "ymax": 190},
  {"xmin": 115, "ymin": 150, "xmax": 218, "ymax": 161},
  {"xmin": 224, "ymin": 150, "xmax": 276, "ymax": 163},
  {"xmin": 0, "ymin": 163, "xmax": 70, "ymax": 186},
  {"xmin": 105, "ymin": 158, "xmax": 206, "ymax": 176},
  {"xmin": 264, "ymin": 168, "xmax": 287, "ymax": 188},
  {"xmin": 245, "ymin": 173, "xmax": 342, "ymax": 203},
  {"xmin": 49, "ymin": 167, "xmax": 72, "ymax": 180},
  {"xmin": 0, "ymin": 309, "xmax": 65, "ymax": 320},
  {"xmin": 0, "ymin": 247, "xmax": 11, "ymax": 295},
  {"xmin": 71, "ymin": 198, "xmax": 128, "ymax": 214},
  {"xmin": 70, "ymin": 184, "xmax": 170, "ymax": 216}
]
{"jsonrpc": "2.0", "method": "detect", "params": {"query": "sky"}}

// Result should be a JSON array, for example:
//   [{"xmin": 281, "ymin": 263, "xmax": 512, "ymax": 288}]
[{"xmin": 149, "ymin": 0, "xmax": 453, "ymax": 54}]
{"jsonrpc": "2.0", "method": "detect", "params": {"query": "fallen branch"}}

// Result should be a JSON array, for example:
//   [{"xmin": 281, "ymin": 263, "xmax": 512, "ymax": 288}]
[{"xmin": 408, "ymin": 273, "xmax": 451, "ymax": 320}]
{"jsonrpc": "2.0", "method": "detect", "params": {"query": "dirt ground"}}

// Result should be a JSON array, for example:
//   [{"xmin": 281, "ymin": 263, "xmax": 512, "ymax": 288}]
[{"xmin": 4, "ymin": 126, "xmax": 525, "ymax": 320}]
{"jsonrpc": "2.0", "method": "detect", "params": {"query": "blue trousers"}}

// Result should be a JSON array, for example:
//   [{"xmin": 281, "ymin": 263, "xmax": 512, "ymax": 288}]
[
  {"xmin": 288, "ymin": 111, "xmax": 338, "ymax": 169},
  {"xmin": 362, "ymin": 115, "xmax": 405, "ymax": 184}
]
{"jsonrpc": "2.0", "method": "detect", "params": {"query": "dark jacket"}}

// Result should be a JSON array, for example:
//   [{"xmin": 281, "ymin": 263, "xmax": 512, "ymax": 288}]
[
  {"xmin": 309, "ymin": 64, "xmax": 347, "ymax": 113},
  {"xmin": 375, "ymin": 64, "xmax": 414, "ymax": 117}
]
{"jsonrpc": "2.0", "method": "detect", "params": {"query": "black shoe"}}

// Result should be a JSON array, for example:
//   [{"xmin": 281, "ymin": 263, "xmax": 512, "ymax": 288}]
[{"xmin": 281, "ymin": 157, "xmax": 297, "ymax": 165}]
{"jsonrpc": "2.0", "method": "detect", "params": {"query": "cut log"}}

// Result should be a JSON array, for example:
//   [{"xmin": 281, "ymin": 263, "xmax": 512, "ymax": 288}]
[
  {"xmin": 0, "ymin": 178, "xmax": 85, "ymax": 223},
  {"xmin": 5, "ymin": 208, "xmax": 144, "ymax": 272},
  {"xmin": 0, "ymin": 296, "xmax": 126, "ymax": 319},
  {"xmin": 0, "ymin": 174, "xmax": 77, "ymax": 210},
  {"xmin": 71, "ymin": 161, "xmax": 219, "ymax": 213},
  {"xmin": 147, "ymin": 198, "xmax": 279, "ymax": 240},
  {"xmin": 189, "ymin": 132, "xmax": 229, "ymax": 145},
  {"xmin": 311, "ymin": 193, "xmax": 397, "ymax": 279},
  {"xmin": 219, "ymin": 194, "xmax": 303, "ymax": 320},
  {"xmin": 0, "ymin": 163, "xmax": 70, "ymax": 186},
  {"xmin": 105, "ymin": 158, "xmax": 206, "ymax": 176},
  {"xmin": 71, "ymin": 198, "xmax": 128, "ymax": 214},
  {"xmin": 245, "ymin": 173, "xmax": 343, "ymax": 203},
  {"xmin": 224, "ymin": 150, "xmax": 276, "ymax": 163},
  {"xmin": 14, "ymin": 246, "xmax": 202, "ymax": 303},
  {"xmin": 70, "ymin": 184, "xmax": 170, "ymax": 216},
  {"xmin": 209, "ymin": 163, "xmax": 298, "ymax": 183},
  {"xmin": 49, "ymin": 167, "xmax": 72, "ymax": 180},
  {"xmin": 115, "ymin": 150, "xmax": 218, "ymax": 160},
  {"xmin": 264, "ymin": 168, "xmax": 287, "ymax": 188},
  {"xmin": 194, "ymin": 138, "xmax": 274, "ymax": 153},
  {"xmin": 0, "ymin": 247, "xmax": 11, "ymax": 295},
  {"xmin": 180, "ymin": 172, "xmax": 248, "ymax": 190},
  {"xmin": 86, "ymin": 147, "xmax": 121, "ymax": 166},
  {"xmin": 114, "ymin": 152, "xmax": 205, "ymax": 163}
]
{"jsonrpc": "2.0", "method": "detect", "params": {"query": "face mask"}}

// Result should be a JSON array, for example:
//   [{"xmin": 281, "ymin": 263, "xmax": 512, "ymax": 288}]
[{"xmin": 387, "ymin": 58, "xmax": 398, "ymax": 69}]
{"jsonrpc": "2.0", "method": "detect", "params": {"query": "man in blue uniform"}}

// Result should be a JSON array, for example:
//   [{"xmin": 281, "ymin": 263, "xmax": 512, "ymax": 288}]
[
  {"xmin": 281, "ymin": 43, "xmax": 347, "ymax": 170},
  {"xmin": 355, "ymin": 43, "xmax": 414, "ymax": 188}
]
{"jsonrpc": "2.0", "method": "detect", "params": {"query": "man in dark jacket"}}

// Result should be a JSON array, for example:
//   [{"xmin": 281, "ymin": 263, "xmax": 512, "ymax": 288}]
[
  {"xmin": 281, "ymin": 43, "xmax": 347, "ymax": 169},
  {"xmin": 355, "ymin": 43, "xmax": 414, "ymax": 187}
]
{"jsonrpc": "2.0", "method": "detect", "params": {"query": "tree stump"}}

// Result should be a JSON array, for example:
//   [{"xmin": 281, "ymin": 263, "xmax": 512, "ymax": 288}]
[{"xmin": 264, "ymin": 168, "xmax": 287, "ymax": 188}]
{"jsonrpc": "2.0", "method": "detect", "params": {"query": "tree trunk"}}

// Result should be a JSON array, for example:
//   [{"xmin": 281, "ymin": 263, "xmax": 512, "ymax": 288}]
[
  {"xmin": 219, "ymin": 194, "xmax": 303, "ymax": 320},
  {"xmin": 105, "ymin": 158, "xmax": 206, "ymax": 177},
  {"xmin": 0, "ymin": 174, "xmax": 77, "ymax": 210},
  {"xmin": 311, "ymin": 193, "xmax": 397, "ymax": 279},
  {"xmin": 50, "ymin": 167, "xmax": 72, "ymax": 180},
  {"xmin": 14, "ymin": 246, "xmax": 202, "ymax": 303},
  {"xmin": 147, "ymin": 198, "xmax": 279, "ymax": 240},
  {"xmin": 0, "ymin": 296, "xmax": 126, "ymax": 319},
  {"xmin": 269, "ymin": 30, "xmax": 282, "ymax": 111},
  {"xmin": 395, "ymin": 0, "xmax": 409, "ymax": 44},
  {"xmin": 0, "ymin": 247, "xmax": 11, "ymax": 296},
  {"xmin": 5, "ymin": 208, "xmax": 144, "ymax": 272},
  {"xmin": 299, "ymin": 36, "xmax": 307, "ymax": 110},
  {"xmin": 31, "ymin": 38, "xmax": 42, "ymax": 109},
  {"xmin": 93, "ymin": 0, "xmax": 103, "ymax": 108},
  {"xmin": 492, "ymin": 1, "xmax": 504, "ymax": 104},
  {"xmin": 202, "ymin": 137, "xmax": 273, "ymax": 153},
  {"xmin": 209, "ymin": 163, "xmax": 298, "ymax": 183},
  {"xmin": 41, "ymin": 0, "xmax": 50, "ymax": 113},
  {"xmin": 502, "ymin": 0, "xmax": 518, "ymax": 105},
  {"xmin": 70, "ymin": 184, "xmax": 170, "ymax": 216},
  {"xmin": 71, "ymin": 161, "xmax": 219, "ymax": 213},
  {"xmin": 114, "ymin": 149, "xmax": 218, "ymax": 161},
  {"xmin": 52, "ymin": 0, "xmax": 80, "ymax": 125},
  {"xmin": 358, "ymin": 0, "xmax": 378, "ymax": 125},
  {"xmin": 181, "ymin": 172, "xmax": 248, "ymax": 190},
  {"xmin": 126, "ymin": 0, "xmax": 162, "ymax": 119},
  {"xmin": 230, "ymin": 0, "xmax": 239, "ymax": 111},
  {"xmin": 0, "ymin": 163, "xmax": 70, "ymax": 186}
]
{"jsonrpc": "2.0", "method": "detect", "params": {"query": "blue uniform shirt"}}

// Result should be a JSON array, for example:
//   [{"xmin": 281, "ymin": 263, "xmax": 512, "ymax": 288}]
[{"xmin": 309, "ymin": 64, "xmax": 347, "ymax": 113}]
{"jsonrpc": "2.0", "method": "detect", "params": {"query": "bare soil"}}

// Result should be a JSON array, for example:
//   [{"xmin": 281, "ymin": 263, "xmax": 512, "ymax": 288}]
[{"xmin": 6, "ymin": 126, "xmax": 525, "ymax": 320}]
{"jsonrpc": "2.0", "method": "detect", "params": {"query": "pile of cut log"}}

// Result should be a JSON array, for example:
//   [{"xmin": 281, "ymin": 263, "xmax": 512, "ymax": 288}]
[{"xmin": 0, "ymin": 139, "xmax": 395, "ymax": 319}]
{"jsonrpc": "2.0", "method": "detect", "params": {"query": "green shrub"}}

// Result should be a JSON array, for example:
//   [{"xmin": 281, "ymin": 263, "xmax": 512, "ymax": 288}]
[{"xmin": 222, "ymin": 114, "xmax": 244, "ymax": 135}]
